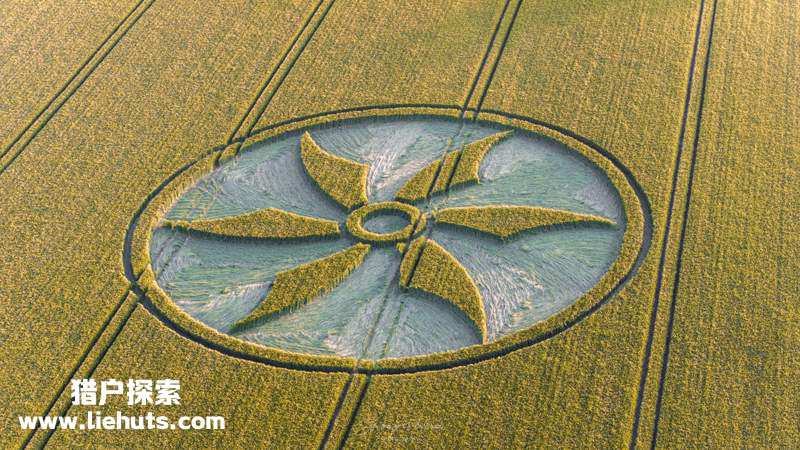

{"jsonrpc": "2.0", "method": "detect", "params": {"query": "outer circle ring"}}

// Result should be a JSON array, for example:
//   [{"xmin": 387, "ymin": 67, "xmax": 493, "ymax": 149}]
[{"xmin": 124, "ymin": 106, "xmax": 653, "ymax": 375}]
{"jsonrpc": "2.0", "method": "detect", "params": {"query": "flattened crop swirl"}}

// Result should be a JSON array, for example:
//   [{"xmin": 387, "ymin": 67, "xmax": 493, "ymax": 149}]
[{"xmin": 124, "ymin": 106, "xmax": 652, "ymax": 375}]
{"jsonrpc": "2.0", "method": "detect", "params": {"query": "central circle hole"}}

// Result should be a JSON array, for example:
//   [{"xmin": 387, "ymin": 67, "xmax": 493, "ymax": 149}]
[{"xmin": 362, "ymin": 211, "xmax": 411, "ymax": 235}]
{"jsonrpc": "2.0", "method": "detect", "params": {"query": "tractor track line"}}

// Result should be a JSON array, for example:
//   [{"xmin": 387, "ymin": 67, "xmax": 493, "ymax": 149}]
[
  {"xmin": 437, "ymin": 0, "xmax": 521, "ymax": 195},
  {"xmin": 0, "ymin": 0, "xmax": 156, "ymax": 178},
  {"xmin": 25, "ymin": 2, "xmax": 336, "ymax": 443},
  {"xmin": 461, "ymin": 0, "xmax": 512, "ymax": 120},
  {"xmin": 346, "ymin": 11, "xmax": 527, "ymax": 422},
  {"xmin": 472, "ymin": 0, "xmax": 524, "ymax": 119},
  {"xmin": 38, "ymin": 302, "xmax": 140, "ymax": 449},
  {"xmin": 226, "ymin": 0, "xmax": 328, "ymax": 144},
  {"xmin": 650, "ymin": 0, "xmax": 718, "ymax": 447},
  {"xmin": 317, "ymin": 373, "xmax": 355, "ymax": 450},
  {"xmin": 232, "ymin": 0, "xmax": 337, "ymax": 157},
  {"xmin": 123, "ymin": 105, "xmax": 653, "ymax": 376},
  {"xmin": 343, "ymin": 122, "xmax": 466, "ymax": 444},
  {"xmin": 399, "ymin": 0, "xmax": 522, "ymax": 312},
  {"xmin": 327, "ymin": 100, "xmax": 466, "ymax": 450},
  {"xmin": 321, "ymin": 196, "xmax": 439, "ymax": 448},
  {"xmin": 402, "ymin": 121, "xmax": 464, "ymax": 285},
  {"xmin": 19, "ymin": 287, "xmax": 136, "ymax": 449},
  {"xmin": 335, "ymin": 3, "xmax": 526, "ymax": 442},
  {"xmin": 338, "ymin": 216, "xmax": 435, "ymax": 447},
  {"xmin": 336, "ymin": 377, "xmax": 371, "ymax": 449},
  {"xmin": 393, "ymin": 0, "xmax": 523, "ymax": 346},
  {"xmin": 628, "ymin": 0, "xmax": 709, "ymax": 447},
  {"xmin": 0, "ymin": 0, "xmax": 146, "ymax": 161}
]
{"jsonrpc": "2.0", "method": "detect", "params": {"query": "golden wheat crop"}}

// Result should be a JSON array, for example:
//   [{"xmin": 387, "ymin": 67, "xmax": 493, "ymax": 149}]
[
  {"xmin": 345, "ymin": 201, "xmax": 424, "ymax": 243},
  {"xmin": 164, "ymin": 207, "xmax": 340, "ymax": 240},
  {"xmin": 3, "ymin": 0, "xmax": 795, "ymax": 448},
  {"xmin": 300, "ymin": 131, "xmax": 369, "ymax": 210},
  {"xmin": 434, "ymin": 205, "xmax": 614, "ymax": 239}
]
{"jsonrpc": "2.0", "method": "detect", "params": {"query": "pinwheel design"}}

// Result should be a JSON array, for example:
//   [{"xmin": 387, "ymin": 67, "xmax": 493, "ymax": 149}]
[{"xmin": 164, "ymin": 130, "xmax": 613, "ymax": 342}]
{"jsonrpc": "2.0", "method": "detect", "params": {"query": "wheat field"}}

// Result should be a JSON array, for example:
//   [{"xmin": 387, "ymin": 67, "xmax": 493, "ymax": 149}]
[{"xmin": 1, "ymin": 0, "xmax": 797, "ymax": 448}]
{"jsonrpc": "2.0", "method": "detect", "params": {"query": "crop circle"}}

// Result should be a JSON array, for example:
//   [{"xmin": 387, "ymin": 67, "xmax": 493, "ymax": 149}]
[{"xmin": 128, "ymin": 107, "xmax": 650, "ymax": 373}]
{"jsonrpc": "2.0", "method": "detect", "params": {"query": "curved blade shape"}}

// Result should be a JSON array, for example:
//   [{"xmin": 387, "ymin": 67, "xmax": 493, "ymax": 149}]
[
  {"xmin": 300, "ymin": 132, "xmax": 369, "ymax": 209},
  {"xmin": 434, "ymin": 205, "xmax": 614, "ymax": 239},
  {"xmin": 394, "ymin": 158, "xmax": 440, "ymax": 202},
  {"xmin": 394, "ymin": 131, "xmax": 511, "ymax": 203},
  {"xmin": 399, "ymin": 237, "xmax": 486, "ymax": 342},
  {"xmin": 394, "ymin": 151, "xmax": 459, "ymax": 202},
  {"xmin": 448, "ymin": 130, "xmax": 512, "ymax": 188},
  {"xmin": 162, "ymin": 208, "xmax": 340, "ymax": 239},
  {"xmin": 231, "ymin": 243, "xmax": 371, "ymax": 331}
]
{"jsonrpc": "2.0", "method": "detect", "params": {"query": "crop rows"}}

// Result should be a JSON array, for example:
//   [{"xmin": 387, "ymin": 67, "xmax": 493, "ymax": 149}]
[
  {"xmin": 0, "ymin": 0, "xmax": 140, "ymax": 151},
  {"xmin": 3, "ymin": 0, "xmax": 795, "ymax": 447},
  {"xmin": 340, "ymin": 0, "xmax": 706, "ymax": 446},
  {"xmin": 649, "ymin": 1, "xmax": 800, "ymax": 446},
  {"xmin": 0, "ymin": 0, "xmax": 320, "ymax": 445}
]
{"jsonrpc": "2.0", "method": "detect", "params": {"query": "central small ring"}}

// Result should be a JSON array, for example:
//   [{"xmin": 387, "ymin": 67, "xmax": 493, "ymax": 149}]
[{"xmin": 346, "ymin": 201, "xmax": 425, "ymax": 243}]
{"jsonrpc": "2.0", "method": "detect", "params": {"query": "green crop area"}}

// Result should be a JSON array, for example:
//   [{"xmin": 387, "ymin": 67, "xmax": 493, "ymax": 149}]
[
  {"xmin": 1, "ymin": 0, "xmax": 797, "ymax": 448},
  {"xmin": 434, "ymin": 205, "xmax": 614, "ymax": 239},
  {"xmin": 300, "ymin": 132, "xmax": 370, "ymax": 210},
  {"xmin": 164, "ymin": 208, "xmax": 341, "ymax": 240}
]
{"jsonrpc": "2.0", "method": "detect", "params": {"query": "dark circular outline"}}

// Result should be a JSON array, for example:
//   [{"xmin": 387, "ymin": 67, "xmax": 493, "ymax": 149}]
[{"xmin": 124, "ymin": 106, "xmax": 653, "ymax": 375}]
